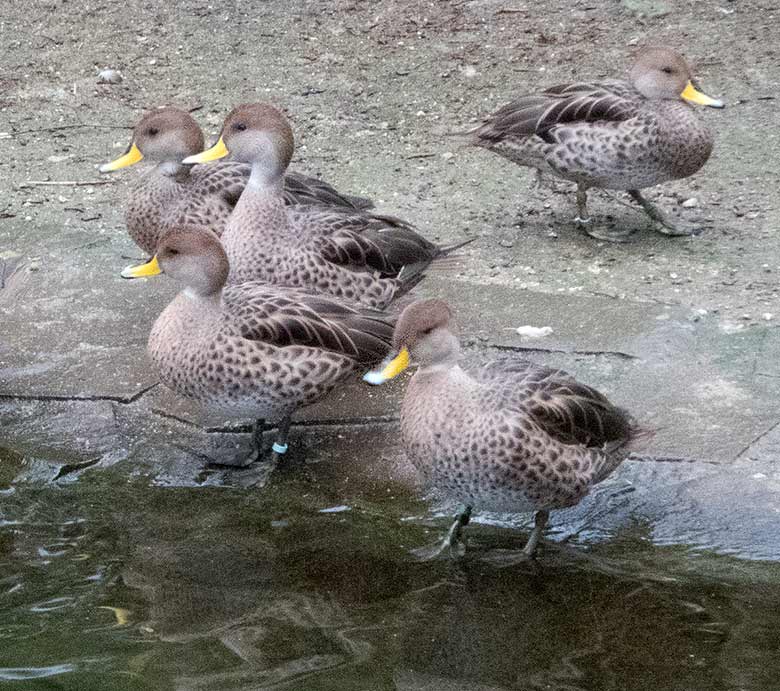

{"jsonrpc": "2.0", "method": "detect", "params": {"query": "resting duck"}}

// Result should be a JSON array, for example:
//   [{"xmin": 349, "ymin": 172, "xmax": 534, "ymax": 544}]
[
  {"xmin": 183, "ymin": 103, "xmax": 471, "ymax": 309},
  {"xmin": 100, "ymin": 106, "xmax": 373, "ymax": 255},
  {"xmin": 122, "ymin": 227, "xmax": 394, "ymax": 463}
]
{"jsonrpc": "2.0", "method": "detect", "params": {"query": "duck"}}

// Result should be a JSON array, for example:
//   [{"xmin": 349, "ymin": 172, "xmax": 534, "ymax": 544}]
[
  {"xmin": 363, "ymin": 298, "xmax": 642, "ymax": 558},
  {"xmin": 182, "ymin": 103, "xmax": 470, "ymax": 309},
  {"xmin": 468, "ymin": 46, "xmax": 724, "ymax": 241},
  {"xmin": 99, "ymin": 106, "xmax": 373, "ymax": 256},
  {"xmin": 121, "ymin": 226, "xmax": 395, "ymax": 463}
]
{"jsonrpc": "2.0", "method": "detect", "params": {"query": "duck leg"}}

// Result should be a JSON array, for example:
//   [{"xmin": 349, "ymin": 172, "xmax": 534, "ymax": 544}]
[
  {"xmin": 576, "ymin": 184, "xmax": 636, "ymax": 243},
  {"xmin": 270, "ymin": 415, "xmax": 292, "ymax": 463},
  {"xmin": 411, "ymin": 505, "xmax": 472, "ymax": 560},
  {"xmin": 628, "ymin": 189, "xmax": 697, "ymax": 237},
  {"xmin": 442, "ymin": 505, "xmax": 472, "ymax": 557},
  {"xmin": 574, "ymin": 183, "xmax": 591, "ymax": 225},
  {"xmin": 521, "ymin": 509, "xmax": 549, "ymax": 558}
]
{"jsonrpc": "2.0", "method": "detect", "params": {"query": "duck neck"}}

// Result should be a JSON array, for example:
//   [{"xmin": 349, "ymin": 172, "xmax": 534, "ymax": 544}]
[
  {"xmin": 247, "ymin": 160, "xmax": 284, "ymax": 194},
  {"xmin": 416, "ymin": 347, "xmax": 462, "ymax": 378},
  {"xmin": 157, "ymin": 160, "xmax": 190, "ymax": 180},
  {"xmin": 183, "ymin": 285, "xmax": 222, "ymax": 305}
]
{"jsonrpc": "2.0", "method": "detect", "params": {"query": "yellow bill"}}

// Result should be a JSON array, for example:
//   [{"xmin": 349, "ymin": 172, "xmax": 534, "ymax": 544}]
[
  {"xmin": 182, "ymin": 136, "xmax": 229, "ymax": 164},
  {"xmin": 121, "ymin": 255, "xmax": 161, "ymax": 279},
  {"xmin": 363, "ymin": 347, "xmax": 410, "ymax": 385},
  {"xmin": 100, "ymin": 142, "xmax": 144, "ymax": 172},
  {"xmin": 681, "ymin": 81, "xmax": 724, "ymax": 109}
]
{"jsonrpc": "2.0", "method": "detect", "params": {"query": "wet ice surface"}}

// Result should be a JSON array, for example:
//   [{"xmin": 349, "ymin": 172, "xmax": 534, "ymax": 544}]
[{"xmin": 2, "ymin": 454, "xmax": 780, "ymax": 691}]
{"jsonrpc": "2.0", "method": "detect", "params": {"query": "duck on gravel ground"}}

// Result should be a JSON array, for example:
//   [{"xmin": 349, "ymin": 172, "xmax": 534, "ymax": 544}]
[
  {"xmin": 99, "ymin": 106, "xmax": 373, "ymax": 257},
  {"xmin": 468, "ymin": 47, "xmax": 724, "ymax": 242},
  {"xmin": 183, "ymin": 103, "xmax": 471, "ymax": 309},
  {"xmin": 122, "ymin": 226, "xmax": 394, "ymax": 465},
  {"xmin": 364, "ymin": 298, "xmax": 644, "ymax": 558}
]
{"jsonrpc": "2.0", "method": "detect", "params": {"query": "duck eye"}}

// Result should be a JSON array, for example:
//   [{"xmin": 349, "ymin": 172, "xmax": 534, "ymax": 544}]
[
  {"xmin": 147, "ymin": 127, "xmax": 159, "ymax": 136},
  {"xmin": 232, "ymin": 122, "xmax": 247, "ymax": 132},
  {"xmin": 168, "ymin": 248, "xmax": 179, "ymax": 256},
  {"xmin": 661, "ymin": 66, "xmax": 674, "ymax": 75},
  {"xmin": 421, "ymin": 327, "xmax": 435, "ymax": 335}
]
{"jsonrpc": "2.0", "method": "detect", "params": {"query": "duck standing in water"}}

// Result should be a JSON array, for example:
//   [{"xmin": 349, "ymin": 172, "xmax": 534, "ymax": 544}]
[
  {"xmin": 100, "ymin": 106, "xmax": 373, "ymax": 257},
  {"xmin": 183, "ymin": 103, "xmax": 470, "ymax": 309},
  {"xmin": 364, "ymin": 299, "xmax": 642, "ymax": 557},
  {"xmin": 469, "ymin": 47, "xmax": 724, "ymax": 241},
  {"xmin": 122, "ymin": 227, "xmax": 394, "ymax": 463}
]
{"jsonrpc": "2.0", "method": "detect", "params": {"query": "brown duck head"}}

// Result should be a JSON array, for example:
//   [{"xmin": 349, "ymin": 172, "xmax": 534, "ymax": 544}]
[
  {"xmin": 100, "ymin": 107, "xmax": 205, "ymax": 172},
  {"xmin": 364, "ymin": 299, "xmax": 458, "ymax": 384},
  {"xmin": 121, "ymin": 227, "xmax": 229, "ymax": 297},
  {"xmin": 183, "ymin": 102, "xmax": 294, "ymax": 183},
  {"xmin": 629, "ymin": 47, "xmax": 724, "ymax": 108}
]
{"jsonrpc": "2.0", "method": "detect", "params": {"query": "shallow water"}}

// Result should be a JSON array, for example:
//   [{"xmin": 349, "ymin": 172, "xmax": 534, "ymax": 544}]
[{"xmin": 2, "ymin": 458, "xmax": 780, "ymax": 691}]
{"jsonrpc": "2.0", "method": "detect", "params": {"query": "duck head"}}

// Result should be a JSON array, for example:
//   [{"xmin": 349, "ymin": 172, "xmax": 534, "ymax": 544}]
[
  {"xmin": 630, "ymin": 47, "xmax": 724, "ymax": 108},
  {"xmin": 364, "ymin": 299, "xmax": 458, "ymax": 384},
  {"xmin": 183, "ymin": 102, "xmax": 294, "ymax": 185},
  {"xmin": 100, "ymin": 107, "xmax": 205, "ymax": 172},
  {"xmin": 121, "ymin": 227, "xmax": 229, "ymax": 297}
]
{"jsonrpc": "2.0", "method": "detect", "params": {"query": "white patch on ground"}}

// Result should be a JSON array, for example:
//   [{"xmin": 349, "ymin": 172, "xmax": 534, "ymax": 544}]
[
  {"xmin": 513, "ymin": 325, "xmax": 554, "ymax": 340},
  {"xmin": 694, "ymin": 379, "xmax": 750, "ymax": 405}
]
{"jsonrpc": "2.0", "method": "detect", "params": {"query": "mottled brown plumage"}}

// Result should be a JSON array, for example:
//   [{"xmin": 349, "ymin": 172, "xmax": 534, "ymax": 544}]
[
  {"xmin": 125, "ymin": 227, "xmax": 394, "ymax": 461},
  {"xmin": 100, "ymin": 106, "xmax": 373, "ymax": 255},
  {"xmin": 366, "ymin": 299, "xmax": 642, "ymax": 557},
  {"xmin": 470, "ymin": 47, "xmax": 724, "ymax": 240},
  {"xmin": 186, "ymin": 103, "xmax": 464, "ymax": 308}
]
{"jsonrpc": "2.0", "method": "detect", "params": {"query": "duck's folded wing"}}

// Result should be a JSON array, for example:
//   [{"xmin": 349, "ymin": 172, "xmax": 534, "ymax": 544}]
[
  {"xmin": 472, "ymin": 81, "xmax": 640, "ymax": 143},
  {"xmin": 477, "ymin": 358, "xmax": 634, "ymax": 448},
  {"xmin": 288, "ymin": 206, "xmax": 436, "ymax": 276},
  {"xmin": 222, "ymin": 284, "xmax": 394, "ymax": 364},
  {"xmin": 283, "ymin": 171, "xmax": 374, "ymax": 210}
]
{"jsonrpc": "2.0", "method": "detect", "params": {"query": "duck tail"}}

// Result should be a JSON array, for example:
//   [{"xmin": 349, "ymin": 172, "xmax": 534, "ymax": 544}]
[
  {"xmin": 593, "ymin": 414, "xmax": 655, "ymax": 484},
  {"xmin": 344, "ymin": 194, "xmax": 375, "ymax": 211},
  {"xmin": 394, "ymin": 260, "xmax": 431, "ymax": 298},
  {"xmin": 437, "ymin": 236, "xmax": 477, "ymax": 256},
  {"xmin": 424, "ymin": 236, "xmax": 476, "ymax": 273}
]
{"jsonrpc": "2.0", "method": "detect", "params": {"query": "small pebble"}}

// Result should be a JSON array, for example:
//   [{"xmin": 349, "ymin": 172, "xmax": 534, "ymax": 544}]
[
  {"xmin": 97, "ymin": 68, "xmax": 123, "ymax": 84},
  {"xmin": 681, "ymin": 197, "xmax": 698, "ymax": 208}
]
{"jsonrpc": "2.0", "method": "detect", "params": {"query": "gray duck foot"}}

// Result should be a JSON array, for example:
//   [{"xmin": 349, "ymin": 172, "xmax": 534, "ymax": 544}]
[
  {"xmin": 628, "ymin": 189, "xmax": 700, "ymax": 237},
  {"xmin": 650, "ymin": 218, "xmax": 701, "ymax": 237},
  {"xmin": 411, "ymin": 506, "xmax": 472, "ymax": 560},
  {"xmin": 576, "ymin": 218, "xmax": 638, "ymax": 243}
]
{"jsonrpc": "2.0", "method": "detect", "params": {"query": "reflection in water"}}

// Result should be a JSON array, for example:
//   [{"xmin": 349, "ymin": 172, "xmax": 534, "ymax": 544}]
[{"xmin": 1, "ymin": 466, "xmax": 780, "ymax": 690}]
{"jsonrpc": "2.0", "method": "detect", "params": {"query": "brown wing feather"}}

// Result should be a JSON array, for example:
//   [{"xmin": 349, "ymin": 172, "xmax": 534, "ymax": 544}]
[
  {"xmin": 287, "ymin": 205, "xmax": 440, "ymax": 277},
  {"xmin": 222, "ymin": 284, "xmax": 394, "ymax": 364},
  {"xmin": 476, "ymin": 358, "xmax": 635, "ymax": 448},
  {"xmin": 472, "ymin": 79, "xmax": 641, "ymax": 144},
  {"xmin": 283, "ymin": 171, "xmax": 374, "ymax": 210}
]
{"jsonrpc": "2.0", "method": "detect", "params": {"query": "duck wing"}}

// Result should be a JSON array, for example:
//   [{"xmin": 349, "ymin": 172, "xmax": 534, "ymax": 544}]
[
  {"xmin": 471, "ymin": 79, "xmax": 641, "ymax": 144},
  {"xmin": 283, "ymin": 171, "xmax": 374, "ymax": 210},
  {"xmin": 288, "ymin": 205, "xmax": 439, "ymax": 277},
  {"xmin": 476, "ymin": 358, "xmax": 635, "ymax": 449},
  {"xmin": 222, "ymin": 284, "xmax": 394, "ymax": 364}
]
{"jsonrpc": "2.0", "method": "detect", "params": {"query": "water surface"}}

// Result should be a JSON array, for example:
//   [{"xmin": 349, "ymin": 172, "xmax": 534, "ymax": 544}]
[{"xmin": 2, "ymin": 457, "xmax": 780, "ymax": 690}]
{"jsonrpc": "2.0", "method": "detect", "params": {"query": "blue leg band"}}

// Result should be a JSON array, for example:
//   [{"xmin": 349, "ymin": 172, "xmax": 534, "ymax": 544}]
[{"xmin": 272, "ymin": 442, "xmax": 288, "ymax": 455}]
